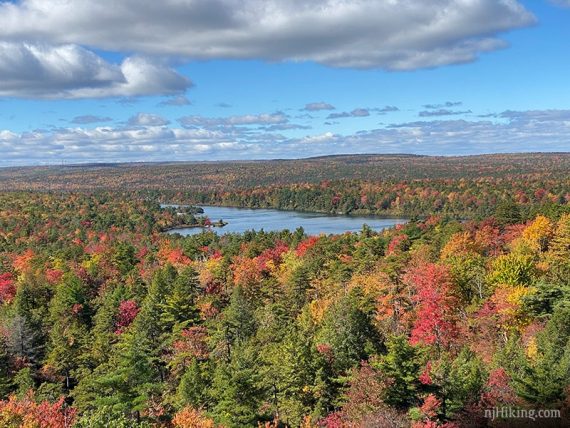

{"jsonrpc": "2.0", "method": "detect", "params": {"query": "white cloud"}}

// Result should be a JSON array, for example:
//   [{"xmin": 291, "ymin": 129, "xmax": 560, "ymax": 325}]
[
  {"xmin": 328, "ymin": 108, "xmax": 371, "ymax": 119},
  {"xmin": 2, "ymin": 109, "xmax": 570, "ymax": 165},
  {"xmin": 0, "ymin": 0, "xmax": 535, "ymax": 70},
  {"xmin": 0, "ymin": 42, "xmax": 191, "ymax": 98},
  {"xmin": 179, "ymin": 112, "xmax": 289, "ymax": 128},
  {"xmin": 128, "ymin": 113, "xmax": 170, "ymax": 127},
  {"xmin": 303, "ymin": 102, "xmax": 335, "ymax": 111}
]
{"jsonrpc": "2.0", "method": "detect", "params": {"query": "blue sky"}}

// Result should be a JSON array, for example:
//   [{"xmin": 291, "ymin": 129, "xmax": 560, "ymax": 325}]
[{"xmin": 0, "ymin": 0, "xmax": 569, "ymax": 165}]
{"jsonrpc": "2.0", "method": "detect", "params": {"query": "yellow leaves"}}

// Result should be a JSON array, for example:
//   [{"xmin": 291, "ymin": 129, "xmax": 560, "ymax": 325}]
[
  {"xmin": 309, "ymin": 298, "xmax": 331, "ymax": 324},
  {"xmin": 491, "ymin": 285, "xmax": 535, "ymax": 332},
  {"xmin": 526, "ymin": 337, "xmax": 538, "ymax": 362},
  {"xmin": 275, "ymin": 250, "xmax": 302, "ymax": 286},
  {"xmin": 348, "ymin": 271, "xmax": 391, "ymax": 298},
  {"xmin": 487, "ymin": 253, "xmax": 537, "ymax": 288},
  {"xmin": 81, "ymin": 253, "xmax": 101, "ymax": 275},
  {"xmin": 521, "ymin": 215, "xmax": 553, "ymax": 252},
  {"xmin": 440, "ymin": 232, "xmax": 480, "ymax": 260}
]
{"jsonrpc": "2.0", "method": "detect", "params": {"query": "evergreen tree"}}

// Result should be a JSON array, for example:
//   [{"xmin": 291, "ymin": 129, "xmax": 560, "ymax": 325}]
[
  {"xmin": 0, "ymin": 338, "xmax": 12, "ymax": 398},
  {"xmin": 73, "ymin": 330, "xmax": 161, "ymax": 420},
  {"xmin": 46, "ymin": 274, "xmax": 91, "ymax": 390},
  {"xmin": 175, "ymin": 359, "xmax": 210, "ymax": 410},
  {"xmin": 210, "ymin": 343, "xmax": 264, "ymax": 427},
  {"xmin": 374, "ymin": 335, "xmax": 423, "ymax": 408},
  {"xmin": 513, "ymin": 305, "xmax": 570, "ymax": 405},
  {"xmin": 160, "ymin": 266, "xmax": 200, "ymax": 333}
]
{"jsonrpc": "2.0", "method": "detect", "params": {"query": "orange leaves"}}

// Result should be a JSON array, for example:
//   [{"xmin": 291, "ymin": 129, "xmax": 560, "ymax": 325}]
[
  {"xmin": 0, "ymin": 394, "xmax": 76, "ymax": 428},
  {"xmin": 172, "ymin": 407, "xmax": 217, "ymax": 428},
  {"xmin": 158, "ymin": 244, "xmax": 192, "ymax": 267},
  {"xmin": 440, "ymin": 232, "xmax": 481, "ymax": 260},
  {"xmin": 231, "ymin": 256, "xmax": 263, "ymax": 290},
  {"xmin": 13, "ymin": 249, "xmax": 34, "ymax": 272}
]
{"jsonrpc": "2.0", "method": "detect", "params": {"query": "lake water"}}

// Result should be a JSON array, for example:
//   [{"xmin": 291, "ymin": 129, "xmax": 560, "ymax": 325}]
[{"xmin": 166, "ymin": 205, "xmax": 408, "ymax": 236}]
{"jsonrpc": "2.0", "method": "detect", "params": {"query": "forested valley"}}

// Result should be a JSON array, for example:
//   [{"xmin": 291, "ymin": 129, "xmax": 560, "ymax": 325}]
[{"xmin": 0, "ymin": 155, "xmax": 569, "ymax": 427}]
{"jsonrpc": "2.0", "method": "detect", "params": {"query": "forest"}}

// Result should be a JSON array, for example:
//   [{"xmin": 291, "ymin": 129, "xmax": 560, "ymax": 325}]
[{"xmin": 0, "ymin": 155, "xmax": 569, "ymax": 427}]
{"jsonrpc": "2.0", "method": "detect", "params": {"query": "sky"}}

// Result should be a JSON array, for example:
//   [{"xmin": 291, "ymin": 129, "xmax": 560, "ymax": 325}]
[{"xmin": 0, "ymin": 0, "xmax": 569, "ymax": 166}]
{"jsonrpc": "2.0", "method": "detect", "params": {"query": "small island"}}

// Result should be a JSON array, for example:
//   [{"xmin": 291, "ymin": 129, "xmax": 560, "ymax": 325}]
[{"xmin": 160, "ymin": 203, "xmax": 228, "ymax": 232}]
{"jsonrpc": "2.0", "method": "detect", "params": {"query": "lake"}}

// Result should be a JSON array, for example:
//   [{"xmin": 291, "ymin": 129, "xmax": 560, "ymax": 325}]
[{"xmin": 166, "ymin": 205, "xmax": 408, "ymax": 236}]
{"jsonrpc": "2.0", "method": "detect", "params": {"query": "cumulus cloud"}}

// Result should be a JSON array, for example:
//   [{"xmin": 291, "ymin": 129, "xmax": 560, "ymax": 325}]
[
  {"xmin": 3, "ymin": 108, "xmax": 570, "ymax": 166},
  {"xmin": 423, "ymin": 101, "xmax": 463, "ymax": 109},
  {"xmin": 499, "ymin": 109, "xmax": 570, "ymax": 122},
  {"xmin": 302, "ymin": 102, "xmax": 335, "ymax": 111},
  {"xmin": 128, "ymin": 113, "xmax": 170, "ymax": 127},
  {"xmin": 0, "ymin": 0, "xmax": 535, "ymax": 70},
  {"xmin": 0, "ymin": 42, "xmax": 191, "ymax": 98},
  {"xmin": 70, "ymin": 115, "xmax": 113, "ymax": 124},
  {"xmin": 419, "ymin": 109, "xmax": 472, "ymax": 117},
  {"xmin": 373, "ymin": 106, "xmax": 400, "ymax": 114},
  {"xmin": 328, "ymin": 108, "xmax": 370, "ymax": 119},
  {"xmin": 179, "ymin": 112, "xmax": 289, "ymax": 128}
]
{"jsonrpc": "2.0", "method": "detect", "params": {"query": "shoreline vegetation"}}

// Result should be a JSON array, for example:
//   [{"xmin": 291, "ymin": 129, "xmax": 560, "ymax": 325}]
[{"xmin": 0, "ymin": 155, "xmax": 570, "ymax": 426}]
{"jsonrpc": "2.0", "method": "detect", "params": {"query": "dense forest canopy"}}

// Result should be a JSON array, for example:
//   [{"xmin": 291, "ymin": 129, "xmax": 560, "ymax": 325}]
[
  {"xmin": 1, "ymin": 154, "xmax": 570, "ymax": 220},
  {"xmin": 0, "ymin": 155, "xmax": 569, "ymax": 426}
]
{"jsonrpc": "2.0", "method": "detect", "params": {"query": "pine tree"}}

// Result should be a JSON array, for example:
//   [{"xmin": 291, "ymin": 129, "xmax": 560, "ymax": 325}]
[
  {"xmin": 73, "ymin": 330, "xmax": 161, "ymax": 420},
  {"xmin": 210, "ymin": 343, "xmax": 264, "ymax": 427},
  {"xmin": 0, "ymin": 338, "xmax": 12, "ymax": 398},
  {"xmin": 45, "ymin": 274, "xmax": 91, "ymax": 390},
  {"xmin": 512, "ymin": 305, "xmax": 570, "ymax": 405},
  {"xmin": 175, "ymin": 359, "xmax": 210, "ymax": 410},
  {"xmin": 374, "ymin": 335, "xmax": 423, "ymax": 408},
  {"xmin": 160, "ymin": 266, "xmax": 200, "ymax": 332}
]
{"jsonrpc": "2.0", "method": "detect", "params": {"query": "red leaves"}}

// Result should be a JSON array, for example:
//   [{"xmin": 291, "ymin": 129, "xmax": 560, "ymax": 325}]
[
  {"xmin": 173, "ymin": 326, "xmax": 209, "ymax": 361},
  {"xmin": 419, "ymin": 362, "xmax": 433, "ymax": 385},
  {"xmin": 406, "ymin": 264, "xmax": 459, "ymax": 349},
  {"xmin": 167, "ymin": 248, "xmax": 192, "ymax": 266},
  {"xmin": 0, "ymin": 394, "xmax": 76, "ymax": 428},
  {"xmin": 386, "ymin": 234, "xmax": 409, "ymax": 256},
  {"xmin": 316, "ymin": 343, "xmax": 334, "ymax": 363},
  {"xmin": 114, "ymin": 300, "xmax": 140, "ymax": 334},
  {"xmin": 479, "ymin": 368, "xmax": 519, "ymax": 408},
  {"xmin": 46, "ymin": 269, "xmax": 64, "ymax": 285},
  {"xmin": 256, "ymin": 241, "xmax": 288, "ymax": 270},
  {"xmin": 296, "ymin": 236, "xmax": 319, "ymax": 257},
  {"xmin": 0, "ymin": 272, "xmax": 16, "ymax": 304}
]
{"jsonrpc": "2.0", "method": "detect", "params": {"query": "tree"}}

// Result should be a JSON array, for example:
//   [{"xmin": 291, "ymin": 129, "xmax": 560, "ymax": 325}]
[
  {"xmin": 494, "ymin": 199, "xmax": 521, "ymax": 227},
  {"xmin": 210, "ymin": 344, "xmax": 264, "ymax": 427},
  {"xmin": 215, "ymin": 286, "xmax": 256, "ymax": 359},
  {"xmin": 0, "ymin": 393, "xmax": 76, "ymax": 428},
  {"xmin": 317, "ymin": 289, "xmax": 380, "ymax": 373},
  {"xmin": 0, "ymin": 338, "xmax": 12, "ymax": 399},
  {"xmin": 512, "ymin": 305, "xmax": 570, "ymax": 405},
  {"xmin": 160, "ymin": 266, "xmax": 200, "ymax": 332},
  {"xmin": 72, "ymin": 330, "xmax": 161, "ymax": 420},
  {"xmin": 175, "ymin": 359, "xmax": 210, "ymax": 410},
  {"xmin": 46, "ymin": 274, "xmax": 90, "ymax": 390},
  {"xmin": 406, "ymin": 264, "xmax": 459, "ymax": 350},
  {"xmin": 374, "ymin": 335, "xmax": 423, "ymax": 408}
]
